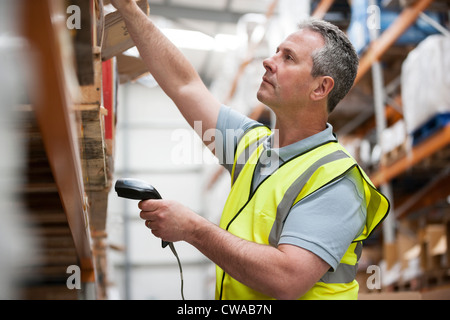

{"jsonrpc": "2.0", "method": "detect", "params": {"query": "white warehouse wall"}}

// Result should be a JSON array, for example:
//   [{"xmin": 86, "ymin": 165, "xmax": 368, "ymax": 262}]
[{"xmin": 106, "ymin": 81, "xmax": 230, "ymax": 300}]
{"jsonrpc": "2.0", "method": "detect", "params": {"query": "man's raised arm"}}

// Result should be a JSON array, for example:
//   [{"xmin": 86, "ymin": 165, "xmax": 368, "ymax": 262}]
[{"xmin": 110, "ymin": 0, "xmax": 221, "ymax": 138}]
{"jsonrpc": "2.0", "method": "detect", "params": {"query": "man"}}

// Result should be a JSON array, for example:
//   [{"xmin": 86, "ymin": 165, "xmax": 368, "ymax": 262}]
[{"xmin": 111, "ymin": 0, "xmax": 389, "ymax": 300}]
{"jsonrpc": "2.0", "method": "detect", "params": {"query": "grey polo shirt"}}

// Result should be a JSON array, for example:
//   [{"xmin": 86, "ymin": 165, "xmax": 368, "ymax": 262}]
[{"xmin": 216, "ymin": 105, "xmax": 366, "ymax": 270}]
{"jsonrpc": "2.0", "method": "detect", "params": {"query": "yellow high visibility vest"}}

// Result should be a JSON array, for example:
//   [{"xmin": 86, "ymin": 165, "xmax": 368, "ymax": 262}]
[{"xmin": 216, "ymin": 126, "xmax": 390, "ymax": 300}]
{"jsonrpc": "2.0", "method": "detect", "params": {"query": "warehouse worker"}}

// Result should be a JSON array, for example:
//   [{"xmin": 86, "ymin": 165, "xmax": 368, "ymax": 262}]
[{"xmin": 111, "ymin": 0, "xmax": 390, "ymax": 300}]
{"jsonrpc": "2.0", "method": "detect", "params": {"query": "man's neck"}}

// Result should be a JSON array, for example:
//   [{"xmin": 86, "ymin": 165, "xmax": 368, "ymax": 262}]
[{"xmin": 272, "ymin": 106, "xmax": 328, "ymax": 148}]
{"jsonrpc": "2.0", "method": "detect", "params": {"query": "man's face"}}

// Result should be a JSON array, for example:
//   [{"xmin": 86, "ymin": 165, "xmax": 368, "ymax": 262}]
[{"xmin": 257, "ymin": 29, "xmax": 325, "ymax": 111}]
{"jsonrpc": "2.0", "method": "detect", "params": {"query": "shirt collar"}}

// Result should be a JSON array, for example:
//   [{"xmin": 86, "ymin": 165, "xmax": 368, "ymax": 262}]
[{"xmin": 263, "ymin": 123, "xmax": 337, "ymax": 162}]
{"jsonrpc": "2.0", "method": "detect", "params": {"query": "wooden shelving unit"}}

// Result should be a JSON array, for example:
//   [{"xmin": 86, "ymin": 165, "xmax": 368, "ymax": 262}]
[
  {"xmin": 15, "ymin": 0, "xmax": 150, "ymax": 299},
  {"xmin": 21, "ymin": 0, "xmax": 95, "ymax": 298}
]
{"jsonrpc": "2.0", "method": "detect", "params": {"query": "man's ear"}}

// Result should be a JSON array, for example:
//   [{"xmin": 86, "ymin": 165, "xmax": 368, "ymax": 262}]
[{"xmin": 310, "ymin": 76, "xmax": 334, "ymax": 101}]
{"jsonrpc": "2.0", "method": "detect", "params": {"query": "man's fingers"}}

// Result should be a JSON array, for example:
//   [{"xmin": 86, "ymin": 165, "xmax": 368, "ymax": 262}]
[
  {"xmin": 140, "ymin": 209, "xmax": 155, "ymax": 221},
  {"xmin": 139, "ymin": 199, "xmax": 165, "ymax": 221},
  {"xmin": 138, "ymin": 199, "xmax": 160, "ymax": 211},
  {"xmin": 145, "ymin": 219, "xmax": 164, "ymax": 240}
]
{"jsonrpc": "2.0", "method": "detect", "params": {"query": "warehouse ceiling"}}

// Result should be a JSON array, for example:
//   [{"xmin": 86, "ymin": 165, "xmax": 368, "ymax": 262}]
[
  {"xmin": 118, "ymin": 0, "xmax": 358, "ymax": 123},
  {"xmin": 149, "ymin": 0, "xmax": 350, "ymax": 25},
  {"xmin": 133, "ymin": 0, "xmax": 351, "ymax": 86},
  {"xmin": 142, "ymin": 0, "xmax": 281, "ymax": 87},
  {"xmin": 150, "ymin": 0, "xmax": 275, "ymax": 23}
]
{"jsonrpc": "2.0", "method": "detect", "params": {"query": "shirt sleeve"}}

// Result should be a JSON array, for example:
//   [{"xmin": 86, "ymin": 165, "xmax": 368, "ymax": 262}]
[
  {"xmin": 216, "ymin": 105, "xmax": 261, "ymax": 173},
  {"xmin": 278, "ymin": 169, "xmax": 367, "ymax": 271}
]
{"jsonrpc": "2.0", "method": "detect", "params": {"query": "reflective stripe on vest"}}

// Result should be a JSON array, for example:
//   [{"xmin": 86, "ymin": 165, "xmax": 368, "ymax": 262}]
[
  {"xmin": 268, "ymin": 149, "xmax": 350, "ymax": 247},
  {"xmin": 216, "ymin": 126, "xmax": 390, "ymax": 300},
  {"xmin": 231, "ymin": 126, "xmax": 271, "ymax": 185},
  {"xmin": 320, "ymin": 242, "xmax": 362, "ymax": 284}
]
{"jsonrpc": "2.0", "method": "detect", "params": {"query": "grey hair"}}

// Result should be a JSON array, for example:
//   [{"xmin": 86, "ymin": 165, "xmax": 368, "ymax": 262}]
[{"xmin": 298, "ymin": 19, "xmax": 359, "ymax": 113}]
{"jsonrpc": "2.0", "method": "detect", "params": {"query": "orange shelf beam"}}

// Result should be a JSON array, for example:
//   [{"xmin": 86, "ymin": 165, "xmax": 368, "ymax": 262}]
[
  {"xmin": 354, "ymin": 0, "xmax": 434, "ymax": 85},
  {"xmin": 370, "ymin": 125, "xmax": 450, "ymax": 187}
]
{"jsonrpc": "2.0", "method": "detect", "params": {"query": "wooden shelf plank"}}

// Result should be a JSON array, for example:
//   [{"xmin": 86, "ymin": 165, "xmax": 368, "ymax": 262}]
[
  {"xmin": 23, "ymin": 0, "xmax": 94, "ymax": 279},
  {"xmin": 101, "ymin": 0, "xmax": 149, "ymax": 61},
  {"xmin": 117, "ymin": 53, "xmax": 149, "ymax": 84}
]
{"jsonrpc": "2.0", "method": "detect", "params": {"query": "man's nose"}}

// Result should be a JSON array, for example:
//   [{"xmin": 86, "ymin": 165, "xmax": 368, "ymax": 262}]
[{"xmin": 263, "ymin": 56, "xmax": 276, "ymax": 73}]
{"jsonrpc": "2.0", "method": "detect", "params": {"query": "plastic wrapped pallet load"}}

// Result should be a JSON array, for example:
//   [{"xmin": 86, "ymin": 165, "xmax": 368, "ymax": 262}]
[{"xmin": 401, "ymin": 35, "xmax": 450, "ymax": 139}]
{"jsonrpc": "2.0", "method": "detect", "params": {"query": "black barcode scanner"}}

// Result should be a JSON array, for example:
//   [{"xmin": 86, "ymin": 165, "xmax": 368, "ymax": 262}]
[
  {"xmin": 115, "ymin": 178, "xmax": 170, "ymax": 248},
  {"xmin": 115, "ymin": 178, "xmax": 185, "ymax": 299}
]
